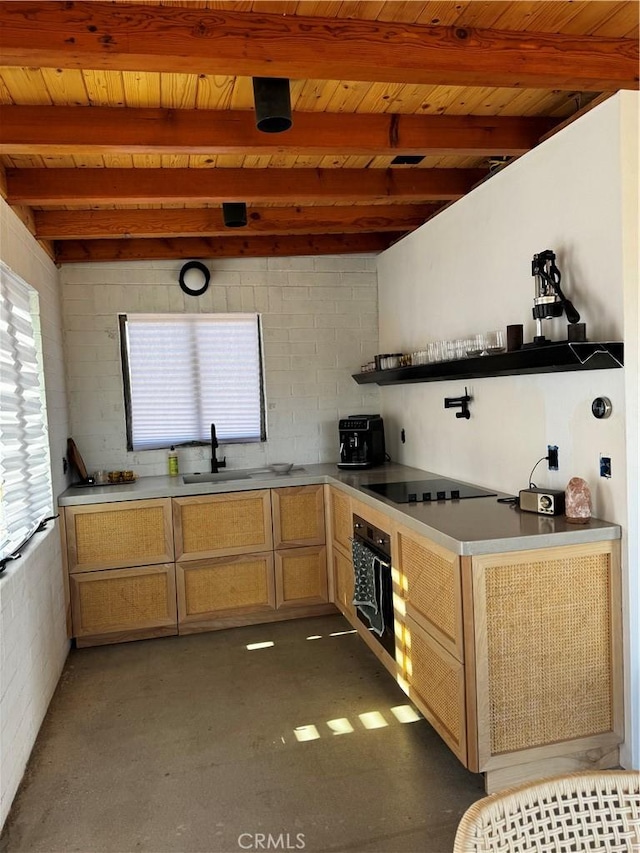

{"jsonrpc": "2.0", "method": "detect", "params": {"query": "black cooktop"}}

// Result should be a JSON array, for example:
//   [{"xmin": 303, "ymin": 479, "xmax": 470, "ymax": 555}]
[{"xmin": 362, "ymin": 478, "xmax": 497, "ymax": 504}]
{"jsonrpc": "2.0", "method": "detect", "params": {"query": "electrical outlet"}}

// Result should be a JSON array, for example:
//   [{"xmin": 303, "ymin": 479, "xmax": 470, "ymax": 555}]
[
  {"xmin": 600, "ymin": 455, "xmax": 612, "ymax": 478},
  {"xmin": 547, "ymin": 445, "xmax": 559, "ymax": 470}
]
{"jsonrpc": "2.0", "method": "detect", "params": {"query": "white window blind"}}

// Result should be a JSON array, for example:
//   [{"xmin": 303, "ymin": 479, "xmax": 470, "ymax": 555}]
[
  {"xmin": 0, "ymin": 262, "xmax": 53, "ymax": 565},
  {"xmin": 121, "ymin": 313, "xmax": 265, "ymax": 451}
]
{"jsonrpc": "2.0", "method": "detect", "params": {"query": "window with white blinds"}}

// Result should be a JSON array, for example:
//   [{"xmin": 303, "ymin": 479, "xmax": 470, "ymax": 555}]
[
  {"xmin": 0, "ymin": 262, "xmax": 53, "ymax": 565},
  {"xmin": 120, "ymin": 313, "xmax": 266, "ymax": 451}
]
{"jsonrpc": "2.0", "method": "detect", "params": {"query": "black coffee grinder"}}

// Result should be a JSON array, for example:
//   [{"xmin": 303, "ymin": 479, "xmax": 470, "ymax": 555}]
[
  {"xmin": 338, "ymin": 414, "xmax": 385, "ymax": 469},
  {"xmin": 526, "ymin": 249, "xmax": 582, "ymax": 346}
]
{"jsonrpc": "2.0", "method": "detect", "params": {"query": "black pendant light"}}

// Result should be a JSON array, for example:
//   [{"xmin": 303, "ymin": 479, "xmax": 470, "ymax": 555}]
[
  {"xmin": 252, "ymin": 77, "xmax": 293, "ymax": 134},
  {"xmin": 222, "ymin": 202, "xmax": 248, "ymax": 228}
]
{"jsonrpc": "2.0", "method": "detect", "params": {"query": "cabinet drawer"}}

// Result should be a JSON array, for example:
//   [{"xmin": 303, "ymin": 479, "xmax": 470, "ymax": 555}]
[
  {"xmin": 272, "ymin": 485, "xmax": 325, "ymax": 548},
  {"xmin": 398, "ymin": 527, "xmax": 463, "ymax": 661},
  {"xmin": 177, "ymin": 552, "xmax": 275, "ymax": 623},
  {"xmin": 173, "ymin": 490, "xmax": 272, "ymax": 560},
  {"xmin": 70, "ymin": 563, "xmax": 177, "ymax": 644},
  {"xmin": 405, "ymin": 612, "xmax": 467, "ymax": 765},
  {"xmin": 65, "ymin": 499, "xmax": 174, "ymax": 572},
  {"xmin": 275, "ymin": 546, "xmax": 328, "ymax": 608}
]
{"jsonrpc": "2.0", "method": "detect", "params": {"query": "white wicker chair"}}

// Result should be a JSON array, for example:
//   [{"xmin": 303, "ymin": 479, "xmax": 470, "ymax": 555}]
[{"xmin": 453, "ymin": 771, "xmax": 640, "ymax": 852}]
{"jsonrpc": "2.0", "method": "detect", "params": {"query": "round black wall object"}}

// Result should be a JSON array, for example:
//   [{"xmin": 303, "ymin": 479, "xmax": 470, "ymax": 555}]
[
  {"xmin": 179, "ymin": 261, "xmax": 210, "ymax": 296},
  {"xmin": 591, "ymin": 397, "xmax": 612, "ymax": 419}
]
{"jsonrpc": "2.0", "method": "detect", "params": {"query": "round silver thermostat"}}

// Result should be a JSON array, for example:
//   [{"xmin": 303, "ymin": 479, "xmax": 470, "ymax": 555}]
[{"xmin": 591, "ymin": 397, "xmax": 612, "ymax": 419}]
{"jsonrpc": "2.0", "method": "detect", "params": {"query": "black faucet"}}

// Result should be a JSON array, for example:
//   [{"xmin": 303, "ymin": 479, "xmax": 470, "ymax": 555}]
[
  {"xmin": 210, "ymin": 423, "xmax": 226, "ymax": 472},
  {"xmin": 444, "ymin": 387, "xmax": 472, "ymax": 419}
]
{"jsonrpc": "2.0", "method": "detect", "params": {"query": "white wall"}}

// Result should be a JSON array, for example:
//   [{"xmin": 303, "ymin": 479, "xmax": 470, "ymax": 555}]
[
  {"xmin": 0, "ymin": 200, "xmax": 70, "ymax": 827},
  {"xmin": 377, "ymin": 93, "xmax": 639, "ymax": 768},
  {"xmin": 619, "ymin": 90, "xmax": 640, "ymax": 775},
  {"xmin": 59, "ymin": 255, "xmax": 380, "ymax": 476}
]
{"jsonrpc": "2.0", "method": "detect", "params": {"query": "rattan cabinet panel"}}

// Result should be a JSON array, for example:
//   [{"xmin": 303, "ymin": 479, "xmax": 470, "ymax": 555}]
[
  {"xmin": 65, "ymin": 499, "xmax": 174, "ymax": 572},
  {"xmin": 398, "ymin": 526, "xmax": 463, "ymax": 661},
  {"xmin": 173, "ymin": 490, "xmax": 272, "ymax": 560},
  {"xmin": 177, "ymin": 552, "xmax": 275, "ymax": 624},
  {"xmin": 333, "ymin": 546, "xmax": 355, "ymax": 619},
  {"xmin": 70, "ymin": 563, "xmax": 177, "ymax": 646},
  {"xmin": 275, "ymin": 545, "xmax": 328, "ymax": 608},
  {"xmin": 328, "ymin": 487, "xmax": 352, "ymax": 555},
  {"xmin": 471, "ymin": 542, "xmax": 623, "ymax": 770},
  {"xmin": 405, "ymin": 612, "xmax": 466, "ymax": 764},
  {"xmin": 272, "ymin": 485, "xmax": 325, "ymax": 548}
]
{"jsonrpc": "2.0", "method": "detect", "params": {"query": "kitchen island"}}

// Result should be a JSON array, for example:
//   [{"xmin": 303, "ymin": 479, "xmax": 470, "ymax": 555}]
[{"xmin": 58, "ymin": 463, "xmax": 623, "ymax": 792}]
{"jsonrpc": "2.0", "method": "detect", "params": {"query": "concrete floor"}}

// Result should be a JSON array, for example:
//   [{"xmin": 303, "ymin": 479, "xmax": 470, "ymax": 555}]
[{"xmin": 1, "ymin": 614, "xmax": 484, "ymax": 853}]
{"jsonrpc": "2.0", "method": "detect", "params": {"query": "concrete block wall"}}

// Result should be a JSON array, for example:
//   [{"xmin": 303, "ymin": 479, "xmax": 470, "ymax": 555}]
[
  {"xmin": 0, "ymin": 199, "xmax": 70, "ymax": 828},
  {"xmin": 0, "ymin": 528, "xmax": 68, "ymax": 825},
  {"xmin": 60, "ymin": 255, "xmax": 381, "ymax": 477}
]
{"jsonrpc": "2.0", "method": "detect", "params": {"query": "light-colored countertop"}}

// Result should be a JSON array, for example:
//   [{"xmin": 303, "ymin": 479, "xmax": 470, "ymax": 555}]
[{"xmin": 58, "ymin": 462, "xmax": 620, "ymax": 557}]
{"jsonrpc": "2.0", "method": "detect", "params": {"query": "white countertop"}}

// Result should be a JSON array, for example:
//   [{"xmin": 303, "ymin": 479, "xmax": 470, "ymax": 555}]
[{"xmin": 58, "ymin": 462, "xmax": 620, "ymax": 557}]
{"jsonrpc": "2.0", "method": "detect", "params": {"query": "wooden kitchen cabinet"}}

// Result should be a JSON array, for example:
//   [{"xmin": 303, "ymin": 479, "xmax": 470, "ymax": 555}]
[
  {"xmin": 275, "ymin": 545, "xmax": 328, "ymax": 608},
  {"xmin": 64, "ymin": 498, "xmax": 174, "ymax": 573},
  {"xmin": 332, "ymin": 546, "xmax": 355, "ymax": 619},
  {"xmin": 175, "ymin": 486, "xmax": 332, "ymax": 632},
  {"xmin": 272, "ymin": 486, "xmax": 329, "ymax": 611},
  {"xmin": 177, "ymin": 552, "xmax": 275, "ymax": 631},
  {"xmin": 173, "ymin": 490, "xmax": 272, "ymax": 561},
  {"xmin": 467, "ymin": 540, "xmax": 623, "ymax": 791},
  {"xmin": 272, "ymin": 485, "xmax": 325, "ymax": 548},
  {"xmin": 396, "ymin": 525, "xmax": 466, "ymax": 763},
  {"xmin": 70, "ymin": 563, "xmax": 177, "ymax": 647},
  {"xmin": 341, "ymin": 512, "xmax": 623, "ymax": 792},
  {"xmin": 327, "ymin": 486, "xmax": 352, "ymax": 555},
  {"xmin": 404, "ymin": 612, "xmax": 467, "ymax": 763},
  {"xmin": 396, "ymin": 526, "xmax": 463, "ymax": 661}
]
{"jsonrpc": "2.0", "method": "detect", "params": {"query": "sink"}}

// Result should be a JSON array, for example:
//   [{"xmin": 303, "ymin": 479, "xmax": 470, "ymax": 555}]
[{"xmin": 182, "ymin": 472, "xmax": 252, "ymax": 484}]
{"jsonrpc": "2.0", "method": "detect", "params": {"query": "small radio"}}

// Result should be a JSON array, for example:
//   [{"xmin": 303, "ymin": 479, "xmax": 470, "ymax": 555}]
[{"xmin": 519, "ymin": 487, "xmax": 565, "ymax": 516}]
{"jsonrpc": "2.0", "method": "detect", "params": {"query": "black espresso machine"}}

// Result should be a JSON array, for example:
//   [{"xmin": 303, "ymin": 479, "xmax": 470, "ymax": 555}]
[{"xmin": 338, "ymin": 414, "xmax": 385, "ymax": 469}]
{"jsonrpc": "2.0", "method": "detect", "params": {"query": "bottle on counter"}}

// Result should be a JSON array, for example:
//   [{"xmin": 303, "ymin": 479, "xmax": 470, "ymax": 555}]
[{"xmin": 168, "ymin": 446, "xmax": 179, "ymax": 477}]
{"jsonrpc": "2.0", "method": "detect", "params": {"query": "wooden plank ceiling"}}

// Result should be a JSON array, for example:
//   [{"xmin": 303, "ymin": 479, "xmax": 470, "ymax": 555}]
[{"xmin": 0, "ymin": 1, "xmax": 638, "ymax": 262}]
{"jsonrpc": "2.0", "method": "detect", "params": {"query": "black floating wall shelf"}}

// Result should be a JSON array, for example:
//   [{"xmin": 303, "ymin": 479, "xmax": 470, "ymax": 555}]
[{"xmin": 352, "ymin": 342, "xmax": 624, "ymax": 386}]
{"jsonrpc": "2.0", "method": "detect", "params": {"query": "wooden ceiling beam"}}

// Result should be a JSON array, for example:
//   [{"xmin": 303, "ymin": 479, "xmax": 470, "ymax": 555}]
[
  {"xmin": 0, "ymin": 2, "xmax": 636, "ymax": 92},
  {"xmin": 7, "ymin": 168, "xmax": 485, "ymax": 206},
  {"xmin": 54, "ymin": 233, "xmax": 401, "ymax": 263},
  {"xmin": 35, "ymin": 205, "xmax": 438, "ymax": 240},
  {"xmin": 0, "ymin": 106, "xmax": 555, "ymax": 158}
]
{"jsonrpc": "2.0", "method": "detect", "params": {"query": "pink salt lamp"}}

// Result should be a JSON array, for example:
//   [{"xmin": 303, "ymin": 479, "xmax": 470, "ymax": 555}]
[{"xmin": 565, "ymin": 477, "xmax": 592, "ymax": 523}]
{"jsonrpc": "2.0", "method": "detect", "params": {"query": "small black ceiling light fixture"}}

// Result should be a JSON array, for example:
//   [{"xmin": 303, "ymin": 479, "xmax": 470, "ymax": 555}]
[
  {"xmin": 252, "ymin": 77, "xmax": 293, "ymax": 133},
  {"xmin": 222, "ymin": 202, "xmax": 248, "ymax": 228},
  {"xmin": 390, "ymin": 155, "xmax": 426, "ymax": 166}
]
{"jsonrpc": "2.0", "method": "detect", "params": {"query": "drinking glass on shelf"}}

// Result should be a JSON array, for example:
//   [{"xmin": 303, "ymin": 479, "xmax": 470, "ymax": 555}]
[
  {"xmin": 428, "ymin": 341, "xmax": 441, "ymax": 363},
  {"xmin": 466, "ymin": 334, "xmax": 486, "ymax": 357},
  {"xmin": 442, "ymin": 340, "xmax": 457, "ymax": 361},
  {"xmin": 485, "ymin": 330, "xmax": 506, "ymax": 354},
  {"xmin": 454, "ymin": 339, "xmax": 468, "ymax": 360}
]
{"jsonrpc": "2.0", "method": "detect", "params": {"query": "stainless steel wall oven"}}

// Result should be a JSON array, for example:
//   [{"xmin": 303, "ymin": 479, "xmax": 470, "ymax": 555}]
[{"xmin": 351, "ymin": 514, "xmax": 395, "ymax": 659}]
